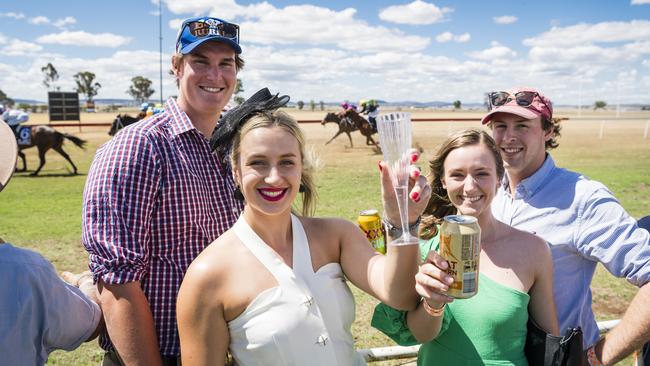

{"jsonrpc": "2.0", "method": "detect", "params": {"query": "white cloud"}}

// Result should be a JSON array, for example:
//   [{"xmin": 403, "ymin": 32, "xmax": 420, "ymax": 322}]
[
  {"xmin": 0, "ymin": 33, "xmax": 7, "ymax": 44},
  {"xmin": 436, "ymin": 32, "xmax": 470, "ymax": 43},
  {"xmin": 632, "ymin": 0, "xmax": 650, "ymax": 4},
  {"xmin": 36, "ymin": 31, "xmax": 131, "ymax": 48},
  {"xmin": 167, "ymin": 3, "xmax": 431, "ymax": 53},
  {"xmin": 456, "ymin": 33, "xmax": 471, "ymax": 42},
  {"xmin": 523, "ymin": 20, "xmax": 650, "ymax": 47},
  {"xmin": 29, "ymin": 16, "xmax": 50, "ymax": 25},
  {"xmin": 2, "ymin": 39, "xmax": 44, "ymax": 56},
  {"xmin": 53, "ymin": 16, "xmax": 77, "ymax": 28},
  {"xmin": 493, "ymin": 15, "xmax": 518, "ymax": 25},
  {"xmin": 467, "ymin": 41, "xmax": 516, "ymax": 61},
  {"xmin": 378, "ymin": 0, "xmax": 453, "ymax": 25},
  {"xmin": 0, "ymin": 12, "xmax": 25, "ymax": 19},
  {"xmin": 643, "ymin": 59, "xmax": 650, "ymax": 67},
  {"xmin": 242, "ymin": 5, "xmax": 430, "ymax": 53},
  {"xmin": 164, "ymin": 0, "xmax": 241, "ymax": 18}
]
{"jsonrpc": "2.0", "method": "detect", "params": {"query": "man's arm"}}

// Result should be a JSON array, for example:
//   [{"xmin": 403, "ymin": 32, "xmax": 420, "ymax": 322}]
[
  {"xmin": 595, "ymin": 282, "xmax": 650, "ymax": 365},
  {"xmin": 99, "ymin": 280, "xmax": 163, "ymax": 366},
  {"xmin": 82, "ymin": 130, "xmax": 162, "ymax": 364}
]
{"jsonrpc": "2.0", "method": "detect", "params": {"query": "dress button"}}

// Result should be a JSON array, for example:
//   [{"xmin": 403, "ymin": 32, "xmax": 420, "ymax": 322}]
[
  {"xmin": 316, "ymin": 335, "xmax": 328, "ymax": 346},
  {"xmin": 302, "ymin": 296, "xmax": 314, "ymax": 307}
]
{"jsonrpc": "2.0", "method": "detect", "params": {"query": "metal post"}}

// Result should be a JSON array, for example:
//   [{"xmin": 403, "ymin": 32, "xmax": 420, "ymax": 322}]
[
  {"xmin": 159, "ymin": 0, "xmax": 163, "ymax": 105},
  {"xmin": 644, "ymin": 120, "xmax": 649, "ymax": 140},
  {"xmin": 599, "ymin": 120, "xmax": 605, "ymax": 139}
]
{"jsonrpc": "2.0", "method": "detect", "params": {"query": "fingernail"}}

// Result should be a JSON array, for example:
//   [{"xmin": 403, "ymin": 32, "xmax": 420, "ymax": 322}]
[
  {"xmin": 410, "ymin": 191, "xmax": 420, "ymax": 202},
  {"xmin": 413, "ymin": 169, "xmax": 421, "ymax": 178},
  {"xmin": 410, "ymin": 153, "xmax": 418, "ymax": 163},
  {"xmin": 446, "ymin": 276, "xmax": 454, "ymax": 285},
  {"xmin": 378, "ymin": 161, "xmax": 383, "ymax": 172}
]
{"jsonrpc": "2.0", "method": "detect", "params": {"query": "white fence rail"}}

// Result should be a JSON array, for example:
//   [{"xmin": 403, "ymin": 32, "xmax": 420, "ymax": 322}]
[{"xmin": 357, "ymin": 319, "xmax": 625, "ymax": 363}]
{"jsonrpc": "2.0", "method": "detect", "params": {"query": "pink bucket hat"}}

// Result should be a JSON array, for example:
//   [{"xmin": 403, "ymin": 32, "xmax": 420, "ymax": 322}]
[
  {"xmin": 481, "ymin": 87, "xmax": 553, "ymax": 125},
  {"xmin": 0, "ymin": 121, "xmax": 18, "ymax": 191}
]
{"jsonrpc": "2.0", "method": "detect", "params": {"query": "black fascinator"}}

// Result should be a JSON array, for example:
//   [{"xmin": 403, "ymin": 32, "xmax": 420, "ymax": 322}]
[{"xmin": 210, "ymin": 87, "xmax": 290, "ymax": 162}]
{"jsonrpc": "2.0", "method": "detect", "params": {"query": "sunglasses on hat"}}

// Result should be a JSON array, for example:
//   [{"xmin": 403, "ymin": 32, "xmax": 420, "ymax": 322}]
[
  {"xmin": 176, "ymin": 17, "xmax": 240, "ymax": 53},
  {"xmin": 488, "ymin": 91, "xmax": 549, "ymax": 111}
]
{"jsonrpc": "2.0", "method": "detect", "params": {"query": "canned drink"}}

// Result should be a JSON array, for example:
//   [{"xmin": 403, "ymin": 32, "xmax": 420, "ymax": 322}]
[
  {"xmin": 358, "ymin": 209, "xmax": 386, "ymax": 254},
  {"xmin": 439, "ymin": 215, "xmax": 481, "ymax": 299}
]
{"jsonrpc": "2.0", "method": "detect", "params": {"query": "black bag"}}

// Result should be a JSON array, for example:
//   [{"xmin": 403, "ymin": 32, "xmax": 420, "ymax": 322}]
[{"xmin": 524, "ymin": 318, "xmax": 585, "ymax": 366}]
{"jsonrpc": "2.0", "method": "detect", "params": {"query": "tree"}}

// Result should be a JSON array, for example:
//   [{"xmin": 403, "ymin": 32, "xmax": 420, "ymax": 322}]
[
  {"xmin": 309, "ymin": 100, "xmax": 315, "ymax": 111},
  {"xmin": 594, "ymin": 101, "xmax": 607, "ymax": 110},
  {"xmin": 453, "ymin": 100, "xmax": 462, "ymax": 110},
  {"xmin": 73, "ymin": 71, "xmax": 102, "ymax": 102},
  {"xmin": 0, "ymin": 89, "xmax": 14, "ymax": 107},
  {"xmin": 319, "ymin": 101, "xmax": 325, "ymax": 111},
  {"xmin": 126, "ymin": 76, "xmax": 155, "ymax": 104},
  {"xmin": 41, "ymin": 63, "xmax": 59, "ymax": 91},
  {"xmin": 297, "ymin": 101, "xmax": 304, "ymax": 110},
  {"xmin": 233, "ymin": 78, "xmax": 245, "ymax": 105}
]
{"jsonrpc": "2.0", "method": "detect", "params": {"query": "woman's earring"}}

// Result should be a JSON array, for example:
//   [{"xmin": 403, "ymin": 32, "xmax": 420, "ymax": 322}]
[
  {"xmin": 299, "ymin": 184, "xmax": 306, "ymax": 193},
  {"xmin": 234, "ymin": 186, "xmax": 245, "ymax": 201}
]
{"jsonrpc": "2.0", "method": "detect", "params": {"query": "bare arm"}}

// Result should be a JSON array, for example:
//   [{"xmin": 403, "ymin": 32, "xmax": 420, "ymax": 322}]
[
  {"xmin": 342, "ymin": 157, "xmax": 430, "ymax": 310},
  {"xmin": 406, "ymin": 250, "xmax": 454, "ymax": 342},
  {"xmin": 98, "ymin": 280, "xmax": 162, "ymax": 366},
  {"xmin": 177, "ymin": 261, "xmax": 229, "ymax": 366},
  {"xmin": 527, "ymin": 238, "xmax": 560, "ymax": 336},
  {"xmin": 595, "ymin": 282, "xmax": 650, "ymax": 365}
]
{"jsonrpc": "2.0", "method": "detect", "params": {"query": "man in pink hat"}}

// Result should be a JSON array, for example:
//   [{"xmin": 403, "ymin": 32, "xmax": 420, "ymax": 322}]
[
  {"xmin": 0, "ymin": 121, "xmax": 102, "ymax": 365},
  {"xmin": 483, "ymin": 87, "xmax": 650, "ymax": 365}
]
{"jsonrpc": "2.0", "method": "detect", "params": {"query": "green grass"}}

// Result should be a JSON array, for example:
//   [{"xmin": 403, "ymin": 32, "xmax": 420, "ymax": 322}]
[{"xmin": 1, "ymin": 119, "xmax": 648, "ymax": 365}]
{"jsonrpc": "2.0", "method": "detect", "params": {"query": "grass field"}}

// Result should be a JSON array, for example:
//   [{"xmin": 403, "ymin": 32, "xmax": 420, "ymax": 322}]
[{"xmin": 1, "ymin": 108, "xmax": 649, "ymax": 365}]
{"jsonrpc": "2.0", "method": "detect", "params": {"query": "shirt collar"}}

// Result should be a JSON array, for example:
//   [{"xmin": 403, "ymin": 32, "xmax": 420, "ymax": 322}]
[
  {"xmin": 502, "ymin": 154, "xmax": 556, "ymax": 197},
  {"xmin": 165, "ymin": 98, "xmax": 200, "ymax": 137}
]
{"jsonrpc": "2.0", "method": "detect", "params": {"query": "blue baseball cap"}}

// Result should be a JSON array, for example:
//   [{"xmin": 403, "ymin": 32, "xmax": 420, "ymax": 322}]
[{"xmin": 176, "ymin": 16, "xmax": 241, "ymax": 55}]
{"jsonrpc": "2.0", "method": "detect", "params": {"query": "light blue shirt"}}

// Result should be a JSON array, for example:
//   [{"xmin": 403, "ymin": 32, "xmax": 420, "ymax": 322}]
[
  {"xmin": 0, "ymin": 243, "xmax": 101, "ymax": 366},
  {"xmin": 492, "ymin": 155, "xmax": 650, "ymax": 348}
]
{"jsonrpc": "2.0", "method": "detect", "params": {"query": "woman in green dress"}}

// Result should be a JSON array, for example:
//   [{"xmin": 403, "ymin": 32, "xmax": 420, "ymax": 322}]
[{"xmin": 373, "ymin": 129, "xmax": 559, "ymax": 365}]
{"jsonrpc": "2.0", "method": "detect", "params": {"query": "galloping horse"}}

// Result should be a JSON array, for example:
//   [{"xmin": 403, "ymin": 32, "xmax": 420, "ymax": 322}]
[
  {"xmin": 16, "ymin": 125, "xmax": 87, "ymax": 176},
  {"xmin": 321, "ymin": 110, "xmax": 378, "ymax": 147},
  {"xmin": 321, "ymin": 111, "xmax": 356, "ymax": 147},
  {"xmin": 342, "ymin": 109, "xmax": 378, "ymax": 146},
  {"xmin": 108, "ymin": 113, "xmax": 144, "ymax": 136}
]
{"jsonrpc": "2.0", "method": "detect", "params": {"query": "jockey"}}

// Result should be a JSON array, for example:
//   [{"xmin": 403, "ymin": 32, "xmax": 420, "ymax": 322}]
[
  {"xmin": 359, "ymin": 99, "xmax": 379, "ymax": 130},
  {"xmin": 2, "ymin": 107, "xmax": 29, "ymax": 132},
  {"xmin": 339, "ymin": 102, "xmax": 355, "ymax": 128},
  {"xmin": 340, "ymin": 101, "xmax": 357, "ymax": 112},
  {"xmin": 2, "ymin": 107, "xmax": 31, "ymax": 145}
]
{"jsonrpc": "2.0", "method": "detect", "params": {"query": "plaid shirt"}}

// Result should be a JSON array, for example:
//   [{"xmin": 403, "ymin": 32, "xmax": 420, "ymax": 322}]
[{"xmin": 82, "ymin": 98, "xmax": 243, "ymax": 356}]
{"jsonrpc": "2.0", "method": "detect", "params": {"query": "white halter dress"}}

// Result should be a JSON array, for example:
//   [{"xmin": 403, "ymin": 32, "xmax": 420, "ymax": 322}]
[{"xmin": 227, "ymin": 214, "xmax": 366, "ymax": 366}]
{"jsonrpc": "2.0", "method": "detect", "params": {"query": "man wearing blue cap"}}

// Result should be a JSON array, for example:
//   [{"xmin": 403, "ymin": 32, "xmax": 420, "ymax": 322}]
[{"xmin": 82, "ymin": 16, "xmax": 245, "ymax": 366}]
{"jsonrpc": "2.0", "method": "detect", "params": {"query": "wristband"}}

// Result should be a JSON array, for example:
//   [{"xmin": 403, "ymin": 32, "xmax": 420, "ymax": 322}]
[
  {"xmin": 383, "ymin": 216, "xmax": 421, "ymax": 238},
  {"xmin": 421, "ymin": 298, "xmax": 445, "ymax": 317},
  {"xmin": 586, "ymin": 346, "xmax": 603, "ymax": 366}
]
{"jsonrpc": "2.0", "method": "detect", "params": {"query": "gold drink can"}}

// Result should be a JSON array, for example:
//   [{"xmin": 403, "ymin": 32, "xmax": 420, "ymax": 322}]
[
  {"xmin": 358, "ymin": 209, "xmax": 386, "ymax": 254},
  {"xmin": 440, "ymin": 215, "xmax": 481, "ymax": 299}
]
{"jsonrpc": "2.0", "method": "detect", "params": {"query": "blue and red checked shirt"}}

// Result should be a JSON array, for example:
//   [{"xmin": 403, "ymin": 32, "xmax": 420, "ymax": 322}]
[{"xmin": 82, "ymin": 98, "xmax": 243, "ymax": 356}]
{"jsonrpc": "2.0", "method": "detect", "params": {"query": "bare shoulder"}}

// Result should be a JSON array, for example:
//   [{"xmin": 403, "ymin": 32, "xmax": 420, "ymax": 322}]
[
  {"xmin": 184, "ymin": 230, "xmax": 243, "ymax": 293},
  {"xmin": 300, "ymin": 216, "xmax": 356, "ymax": 234},
  {"xmin": 503, "ymin": 224, "xmax": 550, "ymax": 257}
]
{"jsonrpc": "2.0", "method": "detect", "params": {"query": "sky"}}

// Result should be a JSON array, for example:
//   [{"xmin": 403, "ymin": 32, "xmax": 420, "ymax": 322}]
[{"xmin": 1, "ymin": 0, "xmax": 650, "ymax": 106}]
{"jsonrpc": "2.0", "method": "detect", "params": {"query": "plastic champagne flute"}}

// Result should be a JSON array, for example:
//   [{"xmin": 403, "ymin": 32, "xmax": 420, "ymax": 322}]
[{"xmin": 376, "ymin": 112, "xmax": 418, "ymax": 246}]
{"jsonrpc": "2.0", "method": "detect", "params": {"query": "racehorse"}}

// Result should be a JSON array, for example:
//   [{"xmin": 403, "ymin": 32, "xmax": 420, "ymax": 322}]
[
  {"xmin": 16, "ymin": 125, "xmax": 87, "ymax": 176},
  {"xmin": 342, "ymin": 109, "xmax": 378, "ymax": 146},
  {"xmin": 108, "ymin": 113, "xmax": 144, "ymax": 136},
  {"xmin": 321, "ymin": 111, "xmax": 356, "ymax": 147}
]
